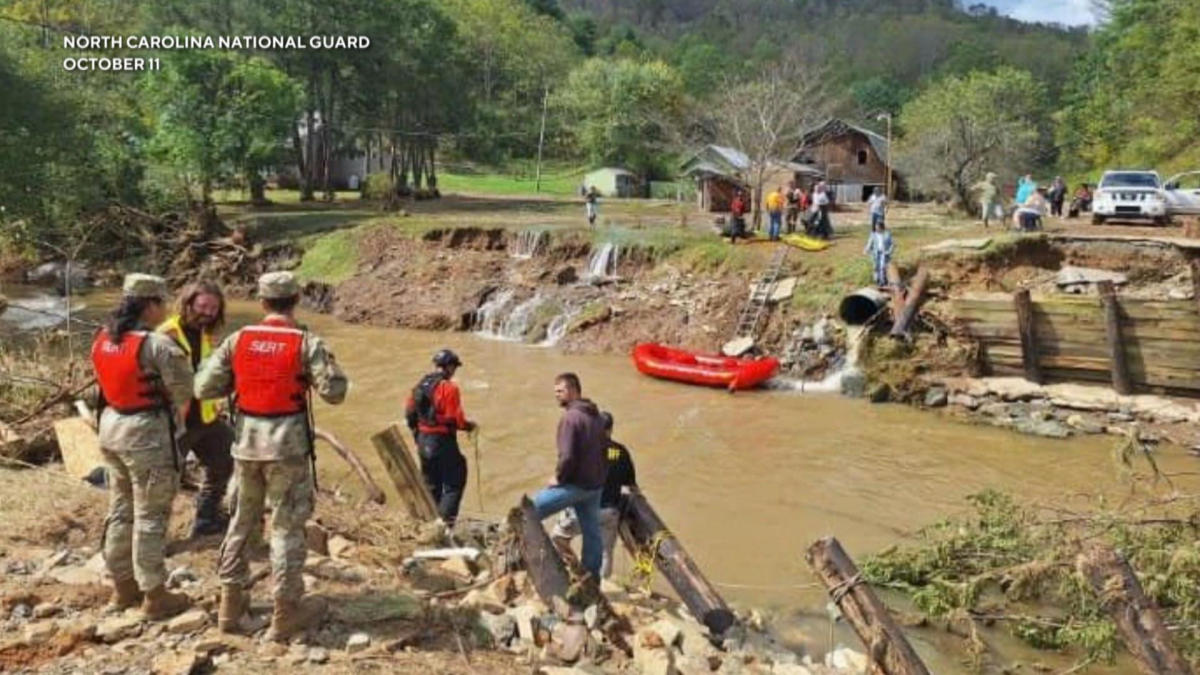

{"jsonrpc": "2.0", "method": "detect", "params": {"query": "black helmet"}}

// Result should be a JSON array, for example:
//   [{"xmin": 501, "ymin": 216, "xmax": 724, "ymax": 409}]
[
  {"xmin": 600, "ymin": 411, "xmax": 613, "ymax": 431},
  {"xmin": 433, "ymin": 349, "xmax": 462, "ymax": 368}
]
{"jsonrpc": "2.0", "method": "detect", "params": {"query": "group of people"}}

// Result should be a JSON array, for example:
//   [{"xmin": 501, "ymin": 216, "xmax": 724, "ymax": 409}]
[
  {"xmin": 971, "ymin": 172, "xmax": 1094, "ymax": 231},
  {"xmin": 726, "ymin": 181, "xmax": 835, "ymax": 243},
  {"xmin": 92, "ymin": 271, "xmax": 347, "ymax": 640},
  {"xmin": 404, "ymin": 358, "xmax": 637, "ymax": 585},
  {"xmin": 92, "ymin": 269, "xmax": 637, "ymax": 642}
]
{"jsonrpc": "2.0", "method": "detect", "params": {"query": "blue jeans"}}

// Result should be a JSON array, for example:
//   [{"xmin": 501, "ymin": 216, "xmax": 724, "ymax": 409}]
[
  {"xmin": 532, "ymin": 484, "xmax": 603, "ymax": 578},
  {"xmin": 871, "ymin": 212, "xmax": 885, "ymax": 229},
  {"xmin": 768, "ymin": 211, "xmax": 782, "ymax": 240}
]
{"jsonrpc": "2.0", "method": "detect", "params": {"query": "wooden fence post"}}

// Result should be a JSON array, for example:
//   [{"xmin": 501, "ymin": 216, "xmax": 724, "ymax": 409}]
[
  {"xmin": 1013, "ymin": 289, "xmax": 1043, "ymax": 384},
  {"xmin": 1098, "ymin": 281, "xmax": 1133, "ymax": 395},
  {"xmin": 805, "ymin": 537, "xmax": 931, "ymax": 675},
  {"xmin": 1076, "ymin": 545, "xmax": 1192, "ymax": 675}
]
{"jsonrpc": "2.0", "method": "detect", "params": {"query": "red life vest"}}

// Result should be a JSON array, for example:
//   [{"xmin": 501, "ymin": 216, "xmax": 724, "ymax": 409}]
[
  {"xmin": 91, "ymin": 329, "xmax": 164, "ymax": 414},
  {"xmin": 231, "ymin": 317, "xmax": 307, "ymax": 417}
]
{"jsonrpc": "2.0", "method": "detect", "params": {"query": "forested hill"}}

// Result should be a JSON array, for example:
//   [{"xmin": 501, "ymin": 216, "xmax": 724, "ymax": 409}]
[{"xmin": 553, "ymin": 0, "xmax": 1088, "ymax": 111}]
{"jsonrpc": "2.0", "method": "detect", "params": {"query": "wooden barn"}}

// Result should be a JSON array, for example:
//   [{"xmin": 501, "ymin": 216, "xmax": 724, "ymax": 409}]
[
  {"xmin": 681, "ymin": 145, "xmax": 823, "ymax": 212},
  {"xmin": 794, "ymin": 119, "xmax": 898, "ymax": 203}
]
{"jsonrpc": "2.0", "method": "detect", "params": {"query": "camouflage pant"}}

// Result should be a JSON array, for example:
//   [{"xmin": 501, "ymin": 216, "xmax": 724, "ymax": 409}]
[
  {"xmin": 218, "ymin": 457, "xmax": 313, "ymax": 602},
  {"xmin": 102, "ymin": 447, "xmax": 179, "ymax": 591}
]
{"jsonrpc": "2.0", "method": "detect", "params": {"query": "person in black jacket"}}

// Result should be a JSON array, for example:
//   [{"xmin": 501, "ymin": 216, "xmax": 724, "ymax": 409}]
[{"xmin": 551, "ymin": 410, "xmax": 637, "ymax": 579}]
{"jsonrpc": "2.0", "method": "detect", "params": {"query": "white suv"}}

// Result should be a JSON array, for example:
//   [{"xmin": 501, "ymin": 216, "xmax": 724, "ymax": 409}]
[{"xmin": 1092, "ymin": 170, "xmax": 1168, "ymax": 225}]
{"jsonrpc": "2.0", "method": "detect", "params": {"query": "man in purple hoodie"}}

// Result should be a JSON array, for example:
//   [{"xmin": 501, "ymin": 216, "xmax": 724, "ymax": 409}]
[{"xmin": 532, "ymin": 372, "xmax": 608, "ymax": 581}]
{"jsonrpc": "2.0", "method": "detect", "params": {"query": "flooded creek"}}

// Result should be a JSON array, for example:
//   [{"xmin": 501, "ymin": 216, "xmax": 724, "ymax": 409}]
[{"xmin": 7, "ymin": 288, "xmax": 1191, "ymax": 672}]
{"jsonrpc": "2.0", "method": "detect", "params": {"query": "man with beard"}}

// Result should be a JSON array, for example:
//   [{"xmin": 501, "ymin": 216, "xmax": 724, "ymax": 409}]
[{"xmin": 159, "ymin": 281, "xmax": 236, "ymax": 537}]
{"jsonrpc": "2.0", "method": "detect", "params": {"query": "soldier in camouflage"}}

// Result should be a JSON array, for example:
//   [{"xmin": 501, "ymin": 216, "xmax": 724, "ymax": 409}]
[
  {"xmin": 194, "ymin": 271, "xmax": 348, "ymax": 641},
  {"xmin": 92, "ymin": 274, "xmax": 194, "ymax": 620}
]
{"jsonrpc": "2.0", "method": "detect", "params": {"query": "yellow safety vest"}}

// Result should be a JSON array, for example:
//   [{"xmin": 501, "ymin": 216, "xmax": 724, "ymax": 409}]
[{"xmin": 158, "ymin": 314, "xmax": 220, "ymax": 424}]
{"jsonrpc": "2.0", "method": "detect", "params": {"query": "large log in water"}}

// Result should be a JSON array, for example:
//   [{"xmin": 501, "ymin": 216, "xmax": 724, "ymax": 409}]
[
  {"xmin": 1076, "ymin": 545, "xmax": 1192, "ymax": 675},
  {"xmin": 806, "ymin": 537, "xmax": 930, "ymax": 675},
  {"xmin": 370, "ymin": 423, "xmax": 438, "ymax": 521},
  {"xmin": 1098, "ymin": 281, "xmax": 1133, "ymax": 395},
  {"xmin": 617, "ymin": 491, "xmax": 735, "ymax": 635},
  {"xmin": 508, "ymin": 496, "xmax": 571, "ymax": 603}
]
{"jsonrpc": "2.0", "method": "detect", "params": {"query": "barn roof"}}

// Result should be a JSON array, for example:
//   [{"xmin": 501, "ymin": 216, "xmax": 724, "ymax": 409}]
[{"xmin": 800, "ymin": 118, "xmax": 890, "ymax": 163}]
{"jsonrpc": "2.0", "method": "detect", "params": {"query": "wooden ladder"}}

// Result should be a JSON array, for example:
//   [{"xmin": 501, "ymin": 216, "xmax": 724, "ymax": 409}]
[{"xmin": 734, "ymin": 248, "xmax": 788, "ymax": 340}]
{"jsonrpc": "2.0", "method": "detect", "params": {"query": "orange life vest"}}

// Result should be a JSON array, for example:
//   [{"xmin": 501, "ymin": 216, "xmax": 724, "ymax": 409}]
[
  {"xmin": 231, "ymin": 317, "xmax": 307, "ymax": 417},
  {"xmin": 91, "ymin": 329, "xmax": 164, "ymax": 414}
]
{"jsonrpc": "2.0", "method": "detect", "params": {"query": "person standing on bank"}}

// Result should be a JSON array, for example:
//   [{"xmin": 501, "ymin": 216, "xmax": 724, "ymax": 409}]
[
  {"xmin": 864, "ymin": 218, "xmax": 895, "ymax": 287},
  {"xmin": 158, "ymin": 280, "xmax": 235, "ymax": 537},
  {"xmin": 405, "ymin": 349, "xmax": 477, "ymax": 528},
  {"xmin": 195, "ymin": 271, "xmax": 349, "ymax": 641},
  {"xmin": 551, "ymin": 411, "xmax": 637, "ymax": 579},
  {"xmin": 532, "ymin": 373, "xmax": 608, "ymax": 584},
  {"xmin": 92, "ymin": 273, "xmax": 194, "ymax": 620},
  {"xmin": 867, "ymin": 186, "xmax": 888, "ymax": 230},
  {"xmin": 585, "ymin": 186, "xmax": 600, "ymax": 226},
  {"xmin": 765, "ymin": 185, "xmax": 785, "ymax": 241}
]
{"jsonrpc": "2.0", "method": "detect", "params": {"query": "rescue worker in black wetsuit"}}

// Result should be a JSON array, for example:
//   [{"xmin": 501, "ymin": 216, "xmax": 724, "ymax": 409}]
[{"xmin": 405, "ymin": 349, "xmax": 477, "ymax": 526}]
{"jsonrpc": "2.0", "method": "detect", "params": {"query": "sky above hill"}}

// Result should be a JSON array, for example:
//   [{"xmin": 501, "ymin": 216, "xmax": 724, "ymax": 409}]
[{"xmin": 981, "ymin": 0, "xmax": 1098, "ymax": 26}]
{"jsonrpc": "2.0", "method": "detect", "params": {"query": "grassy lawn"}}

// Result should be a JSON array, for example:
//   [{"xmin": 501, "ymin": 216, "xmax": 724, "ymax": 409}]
[{"xmin": 437, "ymin": 164, "xmax": 585, "ymax": 198}]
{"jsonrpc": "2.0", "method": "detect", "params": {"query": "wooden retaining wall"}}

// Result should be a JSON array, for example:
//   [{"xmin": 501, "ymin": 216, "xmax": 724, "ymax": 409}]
[{"xmin": 951, "ymin": 291, "xmax": 1200, "ymax": 396}]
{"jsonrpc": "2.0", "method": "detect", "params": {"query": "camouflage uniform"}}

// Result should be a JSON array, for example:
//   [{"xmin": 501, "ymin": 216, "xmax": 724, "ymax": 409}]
[
  {"xmin": 99, "ymin": 277, "xmax": 194, "ymax": 593},
  {"xmin": 194, "ymin": 273, "xmax": 348, "ymax": 606}
]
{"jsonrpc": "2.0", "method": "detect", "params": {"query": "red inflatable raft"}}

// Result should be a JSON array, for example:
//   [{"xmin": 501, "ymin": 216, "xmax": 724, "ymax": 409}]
[{"xmin": 631, "ymin": 343, "xmax": 779, "ymax": 390}]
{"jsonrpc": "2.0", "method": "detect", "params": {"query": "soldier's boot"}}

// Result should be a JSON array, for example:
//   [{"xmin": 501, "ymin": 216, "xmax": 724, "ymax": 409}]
[
  {"xmin": 141, "ymin": 584, "xmax": 191, "ymax": 621},
  {"xmin": 265, "ymin": 595, "xmax": 327, "ymax": 643},
  {"xmin": 107, "ymin": 577, "xmax": 143, "ymax": 611},
  {"xmin": 189, "ymin": 501, "xmax": 229, "ymax": 538},
  {"xmin": 218, "ymin": 585, "xmax": 248, "ymax": 634}
]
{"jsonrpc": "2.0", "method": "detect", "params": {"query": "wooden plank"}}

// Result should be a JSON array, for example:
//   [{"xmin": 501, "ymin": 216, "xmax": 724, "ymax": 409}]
[
  {"xmin": 1077, "ymin": 545, "xmax": 1192, "ymax": 675},
  {"xmin": 54, "ymin": 417, "xmax": 107, "ymax": 479},
  {"xmin": 1013, "ymin": 289, "xmax": 1042, "ymax": 383},
  {"xmin": 806, "ymin": 537, "xmax": 931, "ymax": 675},
  {"xmin": 618, "ymin": 491, "xmax": 736, "ymax": 635},
  {"xmin": 369, "ymin": 423, "xmax": 439, "ymax": 522}
]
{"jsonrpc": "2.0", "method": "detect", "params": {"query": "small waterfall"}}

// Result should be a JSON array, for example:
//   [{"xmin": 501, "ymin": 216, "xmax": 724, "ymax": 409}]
[
  {"xmin": 498, "ymin": 294, "xmax": 544, "ymax": 341},
  {"xmin": 768, "ymin": 325, "xmax": 866, "ymax": 394},
  {"xmin": 510, "ymin": 230, "xmax": 547, "ymax": 259},
  {"xmin": 585, "ymin": 243, "xmax": 619, "ymax": 281},
  {"xmin": 540, "ymin": 307, "xmax": 581, "ymax": 347},
  {"xmin": 472, "ymin": 289, "xmax": 515, "ymax": 336}
]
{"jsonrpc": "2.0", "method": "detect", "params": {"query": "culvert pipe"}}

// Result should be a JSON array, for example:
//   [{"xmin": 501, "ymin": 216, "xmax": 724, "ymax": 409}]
[{"xmin": 838, "ymin": 287, "xmax": 889, "ymax": 325}]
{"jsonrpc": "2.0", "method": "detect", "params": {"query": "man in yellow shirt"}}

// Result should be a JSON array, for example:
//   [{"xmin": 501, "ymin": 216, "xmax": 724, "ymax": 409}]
[
  {"xmin": 765, "ymin": 185, "xmax": 785, "ymax": 241},
  {"xmin": 158, "ymin": 281, "xmax": 235, "ymax": 538}
]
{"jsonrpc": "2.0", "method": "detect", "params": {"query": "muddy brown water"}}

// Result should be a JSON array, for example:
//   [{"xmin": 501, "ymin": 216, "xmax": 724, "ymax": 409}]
[{"xmin": 11, "ymin": 289, "xmax": 1190, "ymax": 672}]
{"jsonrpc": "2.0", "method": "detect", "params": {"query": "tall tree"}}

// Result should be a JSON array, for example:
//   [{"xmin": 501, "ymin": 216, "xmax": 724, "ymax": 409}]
[
  {"xmin": 897, "ymin": 67, "xmax": 1043, "ymax": 208},
  {"xmin": 556, "ymin": 58, "xmax": 685, "ymax": 181},
  {"xmin": 709, "ymin": 54, "xmax": 833, "ymax": 226}
]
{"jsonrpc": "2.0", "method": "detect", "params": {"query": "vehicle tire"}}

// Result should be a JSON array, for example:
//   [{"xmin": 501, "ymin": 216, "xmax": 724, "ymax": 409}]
[{"xmin": 1092, "ymin": 215, "xmax": 1106, "ymax": 226}]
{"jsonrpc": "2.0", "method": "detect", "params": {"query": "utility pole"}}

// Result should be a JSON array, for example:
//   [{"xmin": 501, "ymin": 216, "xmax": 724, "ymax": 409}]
[
  {"xmin": 534, "ymin": 85, "xmax": 549, "ymax": 193},
  {"xmin": 875, "ymin": 112, "xmax": 894, "ymax": 200}
]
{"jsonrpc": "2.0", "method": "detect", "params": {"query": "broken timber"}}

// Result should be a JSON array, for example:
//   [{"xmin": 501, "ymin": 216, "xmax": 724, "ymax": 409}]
[
  {"xmin": 509, "ymin": 496, "xmax": 571, "ymax": 603},
  {"xmin": 1076, "ymin": 545, "xmax": 1192, "ymax": 675},
  {"xmin": 53, "ymin": 417, "xmax": 106, "ymax": 480},
  {"xmin": 1098, "ymin": 281, "xmax": 1133, "ymax": 395},
  {"xmin": 617, "ymin": 491, "xmax": 736, "ymax": 635},
  {"xmin": 806, "ymin": 537, "xmax": 930, "ymax": 675},
  {"xmin": 369, "ymin": 423, "xmax": 438, "ymax": 521},
  {"xmin": 1013, "ymin": 289, "xmax": 1043, "ymax": 384},
  {"xmin": 314, "ymin": 427, "xmax": 386, "ymax": 505},
  {"xmin": 889, "ymin": 268, "xmax": 929, "ymax": 338}
]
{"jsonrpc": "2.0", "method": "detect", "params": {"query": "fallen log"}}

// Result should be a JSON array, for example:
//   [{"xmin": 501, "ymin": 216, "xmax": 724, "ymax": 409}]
[
  {"xmin": 1099, "ymin": 281, "xmax": 1133, "ymax": 395},
  {"xmin": 314, "ymin": 427, "xmax": 386, "ymax": 505},
  {"xmin": 1076, "ymin": 544, "xmax": 1192, "ymax": 675},
  {"xmin": 1013, "ymin": 289, "xmax": 1043, "ymax": 384},
  {"xmin": 806, "ymin": 537, "xmax": 930, "ymax": 675},
  {"xmin": 508, "ymin": 496, "xmax": 570, "ymax": 604},
  {"xmin": 617, "ymin": 491, "xmax": 735, "ymax": 635},
  {"xmin": 889, "ymin": 268, "xmax": 929, "ymax": 338},
  {"xmin": 370, "ymin": 423, "xmax": 438, "ymax": 521}
]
